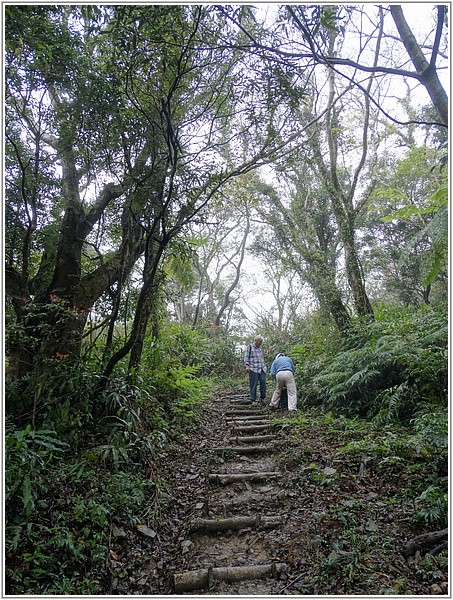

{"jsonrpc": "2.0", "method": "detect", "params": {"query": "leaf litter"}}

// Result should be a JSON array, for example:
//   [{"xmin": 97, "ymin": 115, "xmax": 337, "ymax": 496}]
[{"xmin": 106, "ymin": 388, "xmax": 448, "ymax": 595}]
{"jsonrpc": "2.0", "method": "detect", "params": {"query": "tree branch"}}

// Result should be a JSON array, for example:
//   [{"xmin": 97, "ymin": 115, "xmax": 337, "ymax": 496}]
[{"xmin": 390, "ymin": 5, "xmax": 448, "ymax": 125}]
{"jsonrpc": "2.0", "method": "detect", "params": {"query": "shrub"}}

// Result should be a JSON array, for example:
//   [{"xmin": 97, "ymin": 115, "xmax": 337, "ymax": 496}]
[{"xmin": 293, "ymin": 303, "xmax": 447, "ymax": 424}]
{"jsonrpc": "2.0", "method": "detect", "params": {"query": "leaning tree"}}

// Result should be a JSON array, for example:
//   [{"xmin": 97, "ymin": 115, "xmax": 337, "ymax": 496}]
[{"xmin": 5, "ymin": 5, "xmax": 304, "ymax": 398}]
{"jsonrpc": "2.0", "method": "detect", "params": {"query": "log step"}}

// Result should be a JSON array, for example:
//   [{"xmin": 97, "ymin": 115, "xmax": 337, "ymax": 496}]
[
  {"xmin": 229, "ymin": 435, "xmax": 276, "ymax": 444},
  {"xmin": 212, "ymin": 445, "xmax": 274, "ymax": 454},
  {"xmin": 232, "ymin": 424, "xmax": 270, "ymax": 434},
  {"xmin": 226, "ymin": 414, "xmax": 268, "ymax": 420},
  {"xmin": 209, "ymin": 472, "xmax": 280, "ymax": 486},
  {"xmin": 189, "ymin": 515, "xmax": 282, "ymax": 532},
  {"xmin": 227, "ymin": 421, "xmax": 269, "ymax": 429},
  {"xmin": 225, "ymin": 410, "xmax": 266, "ymax": 416},
  {"xmin": 230, "ymin": 400, "xmax": 256, "ymax": 405},
  {"xmin": 173, "ymin": 562, "xmax": 286, "ymax": 593}
]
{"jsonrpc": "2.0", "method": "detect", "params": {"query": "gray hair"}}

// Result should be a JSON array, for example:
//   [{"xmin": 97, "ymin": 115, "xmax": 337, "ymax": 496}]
[{"xmin": 254, "ymin": 335, "xmax": 264, "ymax": 342}]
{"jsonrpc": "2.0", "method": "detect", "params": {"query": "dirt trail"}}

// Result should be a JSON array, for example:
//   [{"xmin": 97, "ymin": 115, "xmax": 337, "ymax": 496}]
[
  {"xmin": 111, "ymin": 388, "xmax": 447, "ymax": 595},
  {"xmin": 172, "ymin": 391, "xmax": 289, "ymax": 595}
]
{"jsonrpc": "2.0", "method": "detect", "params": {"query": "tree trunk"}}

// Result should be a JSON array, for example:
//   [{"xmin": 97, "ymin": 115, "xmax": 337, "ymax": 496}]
[
  {"xmin": 128, "ymin": 292, "xmax": 154, "ymax": 374},
  {"xmin": 258, "ymin": 193, "xmax": 352, "ymax": 336},
  {"xmin": 422, "ymin": 284, "xmax": 431, "ymax": 305},
  {"xmin": 390, "ymin": 5, "xmax": 448, "ymax": 126},
  {"xmin": 305, "ymin": 253, "xmax": 352, "ymax": 335},
  {"xmin": 341, "ymin": 225, "xmax": 374, "ymax": 318},
  {"xmin": 5, "ymin": 176, "xmax": 138, "ymax": 385},
  {"xmin": 214, "ymin": 218, "xmax": 250, "ymax": 327},
  {"xmin": 323, "ymin": 36, "xmax": 374, "ymax": 320}
]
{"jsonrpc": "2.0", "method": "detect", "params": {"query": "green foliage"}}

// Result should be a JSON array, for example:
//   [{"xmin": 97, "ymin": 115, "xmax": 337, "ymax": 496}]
[
  {"xmin": 5, "ymin": 357, "xmax": 192, "ymax": 594},
  {"xmin": 142, "ymin": 322, "xmax": 212, "ymax": 371},
  {"xmin": 414, "ymin": 553, "xmax": 448, "ymax": 585},
  {"xmin": 294, "ymin": 303, "xmax": 447, "ymax": 424},
  {"xmin": 337, "ymin": 421, "xmax": 447, "ymax": 522},
  {"xmin": 5, "ymin": 333, "xmax": 200, "ymax": 594},
  {"xmin": 138, "ymin": 322, "xmax": 241, "ymax": 418},
  {"xmin": 282, "ymin": 405, "xmax": 447, "ymax": 594},
  {"xmin": 5, "ymin": 423, "xmax": 69, "ymax": 519},
  {"xmin": 364, "ymin": 145, "xmax": 448, "ymax": 305},
  {"xmin": 382, "ymin": 183, "xmax": 448, "ymax": 287},
  {"xmin": 204, "ymin": 327, "xmax": 244, "ymax": 376},
  {"xmin": 5, "ymin": 421, "xmax": 105, "ymax": 594},
  {"xmin": 5, "ymin": 447, "xmax": 160, "ymax": 594},
  {"xmin": 414, "ymin": 485, "xmax": 447, "ymax": 528}
]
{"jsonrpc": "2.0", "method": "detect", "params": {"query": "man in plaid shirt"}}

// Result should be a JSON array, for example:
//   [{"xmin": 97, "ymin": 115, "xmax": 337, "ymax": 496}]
[{"xmin": 243, "ymin": 334, "xmax": 267, "ymax": 404}]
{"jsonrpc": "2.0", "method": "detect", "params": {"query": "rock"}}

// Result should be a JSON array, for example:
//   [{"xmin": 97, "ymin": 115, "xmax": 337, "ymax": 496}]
[
  {"xmin": 365, "ymin": 519, "xmax": 379, "ymax": 531},
  {"xmin": 365, "ymin": 491, "xmax": 379, "ymax": 500},
  {"xmin": 323, "ymin": 467, "xmax": 337, "ymax": 475},
  {"xmin": 310, "ymin": 535, "xmax": 324, "ymax": 545},
  {"xmin": 342, "ymin": 499, "xmax": 355, "ymax": 507},
  {"xmin": 136, "ymin": 525, "xmax": 157, "ymax": 539},
  {"xmin": 112, "ymin": 524, "xmax": 127, "ymax": 537},
  {"xmin": 431, "ymin": 584, "xmax": 443, "ymax": 594},
  {"xmin": 181, "ymin": 540, "xmax": 193, "ymax": 554}
]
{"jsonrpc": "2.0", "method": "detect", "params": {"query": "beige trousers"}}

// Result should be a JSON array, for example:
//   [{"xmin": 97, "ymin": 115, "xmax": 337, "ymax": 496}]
[{"xmin": 269, "ymin": 370, "xmax": 297, "ymax": 410}]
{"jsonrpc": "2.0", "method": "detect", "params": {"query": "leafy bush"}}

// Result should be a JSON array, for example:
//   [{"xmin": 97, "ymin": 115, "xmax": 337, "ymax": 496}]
[
  {"xmin": 5, "ymin": 364, "xmax": 181, "ymax": 594},
  {"xmin": 203, "ymin": 326, "xmax": 244, "ymax": 376},
  {"xmin": 5, "ymin": 450, "xmax": 160, "ymax": 594},
  {"xmin": 5, "ymin": 421, "xmax": 104, "ymax": 594},
  {"xmin": 5, "ymin": 381, "xmax": 172, "ymax": 596},
  {"xmin": 5, "ymin": 422, "xmax": 69, "ymax": 520},
  {"xmin": 414, "ymin": 485, "xmax": 448, "ymax": 528},
  {"xmin": 292, "ymin": 303, "xmax": 447, "ymax": 424},
  {"xmin": 141, "ymin": 321, "xmax": 242, "ymax": 377}
]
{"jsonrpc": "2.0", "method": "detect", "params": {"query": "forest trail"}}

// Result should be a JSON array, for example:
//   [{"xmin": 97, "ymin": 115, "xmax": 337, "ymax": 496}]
[
  {"xmin": 173, "ymin": 391, "xmax": 289, "ymax": 595},
  {"xmin": 115, "ymin": 387, "xmax": 447, "ymax": 596}
]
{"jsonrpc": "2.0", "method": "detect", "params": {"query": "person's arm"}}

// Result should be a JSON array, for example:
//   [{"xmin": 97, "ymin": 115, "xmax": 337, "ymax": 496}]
[{"xmin": 244, "ymin": 345, "xmax": 251, "ymax": 372}]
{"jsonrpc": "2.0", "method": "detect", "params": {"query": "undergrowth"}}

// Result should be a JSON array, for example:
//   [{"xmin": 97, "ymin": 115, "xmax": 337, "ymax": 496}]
[
  {"xmin": 292, "ymin": 302, "xmax": 447, "ymax": 423},
  {"xmin": 274, "ymin": 406, "xmax": 448, "ymax": 594},
  {"xmin": 5, "ymin": 323, "xmax": 232, "ymax": 595}
]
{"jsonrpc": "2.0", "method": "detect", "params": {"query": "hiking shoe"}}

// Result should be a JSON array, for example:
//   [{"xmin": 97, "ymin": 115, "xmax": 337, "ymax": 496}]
[{"xmin": 268, "ymin": 405, "xmax": 277, "ymax": 412}]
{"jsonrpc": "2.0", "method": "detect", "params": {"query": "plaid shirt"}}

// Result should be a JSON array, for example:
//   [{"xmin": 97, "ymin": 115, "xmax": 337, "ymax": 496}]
[{"xmin": 244, "ymin": 343, "xmax": 267, "ymax": 373}]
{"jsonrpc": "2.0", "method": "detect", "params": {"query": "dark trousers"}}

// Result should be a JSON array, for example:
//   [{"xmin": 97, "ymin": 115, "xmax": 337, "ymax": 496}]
[{"xmin": 249, "ymin": 370, "xmax": 266, "ymax": 401}]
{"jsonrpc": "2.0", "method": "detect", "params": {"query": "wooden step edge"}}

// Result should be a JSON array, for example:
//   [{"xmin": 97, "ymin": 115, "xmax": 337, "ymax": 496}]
[
  {"xmin": 211, "ymin": 446, "xmax": 275, "ymax": 454},
  {"xmin": 174, "ymin": 562, "xmax": 287, "ymax": 593},
  {"xmin": 208, "ymin": 472, "xmax": 281, "ymax": 485}
]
